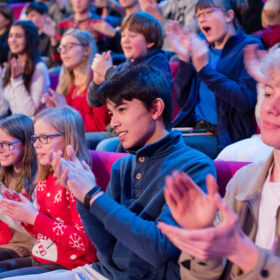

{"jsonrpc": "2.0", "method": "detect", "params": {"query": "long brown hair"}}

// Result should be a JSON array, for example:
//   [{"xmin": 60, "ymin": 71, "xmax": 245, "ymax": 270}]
[
  {"xmin": 0, "ymin": 114, "xmax": 37, "ymax": 196},
  {"xmin": 3, "ymin": 20, "xmax": 40, "ymax": 93},
  {"xmin": 34, "ymin": 106, "xmax": 89, "ymax": 182}
]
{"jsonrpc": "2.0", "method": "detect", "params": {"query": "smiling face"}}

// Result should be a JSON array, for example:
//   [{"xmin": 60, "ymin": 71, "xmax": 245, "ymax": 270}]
[
  {"xmin": 260, "ymin": 75, "xmax": 280, "ymax": 149},
  {"xmin": 196, "ymin": 6, "xmax": 233, "ymax": 49},
  {"xmin": 121, "ymin": 28, "xmax": 154, "ymax": 60},
  {"xmin": 108, "ymin": 98, "xmax": 159, "ymax": 149},
  {"xmin": 34, "ymin": 120, "xmax": 65, "ymax": 166},
  {"xmin": 60, "ymin": 34, "xmax": 87, "ymax": 69},
  {"xmin": 0, "ymin": 127, "xmax": 24, "ymax": 170},
  {"xmin": 8, "ymin": 25, "xmax": 26, "ymax": 55}
]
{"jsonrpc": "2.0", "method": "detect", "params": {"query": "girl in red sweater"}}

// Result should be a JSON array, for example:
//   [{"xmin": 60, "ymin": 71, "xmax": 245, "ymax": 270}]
[
  {"xmin": 0, "ymin": 106, "xmax": 97, "ymax": 278},
  {"xmin": 42, "ymin": 29, "xmax": 109, "ymax": 133}
]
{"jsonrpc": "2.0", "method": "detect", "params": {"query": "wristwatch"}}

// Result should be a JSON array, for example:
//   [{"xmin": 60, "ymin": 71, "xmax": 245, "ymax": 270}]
[{"xmin": 84, "ymin": 186, "xmax": 101, "ymax": 209}]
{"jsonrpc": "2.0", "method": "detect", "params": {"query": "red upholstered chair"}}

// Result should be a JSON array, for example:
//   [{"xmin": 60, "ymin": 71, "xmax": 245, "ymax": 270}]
[
  {"xmin": 214, "ymin": 161, "xmax": 250, "ymax": 197},
  {"xmin": 89, "ymin": 150, "xmax": 250, "ymax": 197},
  {"xmin": 0, "ymin": 220, "xmax": 13, "ymax": 245},
  {"xmin": 10, "ymin": 2, "xmax": 29, "ymax": 20},
  {"xmin": 89, "ymin": 150, "xmax": 126, "ymax": 191}
]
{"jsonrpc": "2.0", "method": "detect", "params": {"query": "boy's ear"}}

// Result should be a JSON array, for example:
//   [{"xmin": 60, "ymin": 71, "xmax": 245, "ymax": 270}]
[
  {"xmin": 152, "ymin": 98, "xmax": 165, "ymax": 120},
  {"xmin": 225, "ymin": 9, "xmax": 235, "ymax": 23},
  {"xmin": 84, "ymin": 45, "xmax": 90, "ymax": 57},
  {"xmin": 147, "ymin": 42, "xmax": 155, "ymax": 49}
]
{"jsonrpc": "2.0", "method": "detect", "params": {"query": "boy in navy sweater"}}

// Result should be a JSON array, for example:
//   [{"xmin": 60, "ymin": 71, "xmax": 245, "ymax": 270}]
[{"xmin": 10, "ymin": 65, "xmax": 215, "ymax": 280}]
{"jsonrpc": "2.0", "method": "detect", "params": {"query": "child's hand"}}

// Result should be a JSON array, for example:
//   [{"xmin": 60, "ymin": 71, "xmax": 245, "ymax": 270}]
[
  {"xmin": 0, "ymin": 194, "xmax": 38, "ymax": 225},
  {"xmin": 11, "ymin": 58, "xmax": 25, "ymax": 78},
  {"xmin": 91, "ymin": 52, "xmax": 112, "ymax": 84},
  {"xmin": 2, "ymin": 189, "xmax": 21, "ymax": 202},
  {"xmin": 189, "ymin": 34, "xmax": 209, "ymax": 72},
  {"xmin": 41, "ymin": 88, "xmax": 66, "ymax": 107},
  {"xmin": 42, "ymin": 16, "xmax": 56, "ymax": 38},
  {"xmin": 167, "ymin": 21, "xmax": 191, "ymax": 62}
]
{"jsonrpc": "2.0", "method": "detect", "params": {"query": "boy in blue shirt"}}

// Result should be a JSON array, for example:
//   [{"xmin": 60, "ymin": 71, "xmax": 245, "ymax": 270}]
[{"xmin": 8, "ymin": 65, "xmax": 215, "ymax": 280}]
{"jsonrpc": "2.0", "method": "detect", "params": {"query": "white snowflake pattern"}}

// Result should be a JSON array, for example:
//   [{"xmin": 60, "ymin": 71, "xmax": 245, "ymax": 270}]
[
  {"xmin": 66, "ymin": 191, "xmax": 76, "ymax": 203},
  {"xmin": 74, "ymin": 223, "xmax": 84, "ymax": 232},
  {"xmin": 52, "ymin": 221, "xmax": 67, "ymax": 236},
  {"xmin": 69, "ymin": 233, "xmax": 85, "ymax": 251},
  {"xmin": 54, "ymin": 190, "xmax": 62, "ymax": 203},
  {"xmin": 37, "ymin": 180, "xmax": 47, "ymax": 192}
]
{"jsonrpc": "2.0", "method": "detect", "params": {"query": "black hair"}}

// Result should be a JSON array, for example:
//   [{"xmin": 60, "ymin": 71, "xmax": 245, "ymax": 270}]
[
  {"xmin": 0, "ymin": 3, "xmax": 14, "ymax": 29},
  {"xmin": 98, "ymin": 65, "xmax": 173, "ymax": 129},
  {"xmin": 26, "ymin": 2, "xmax": 48, "ymax": 15}
]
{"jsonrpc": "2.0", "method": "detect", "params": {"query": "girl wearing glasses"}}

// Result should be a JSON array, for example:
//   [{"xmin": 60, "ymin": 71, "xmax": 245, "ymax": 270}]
[
  {"xmin": 168, "ymin": 0, "xmax": 263, "ymax": 159},
  {"xmin": 0, "ymin": 106, "xmax": 97, "ymax": 278},
  {"xmin": 42, "ymin": 29, "xmax": 108, "ymax": 134},
  {"xmin": 0, "ymin": 20, "xmax": 49, "ymax": 118},
  {"xmin": 0, "ymin": 114, "xmax": 36, "ymax": 264}
]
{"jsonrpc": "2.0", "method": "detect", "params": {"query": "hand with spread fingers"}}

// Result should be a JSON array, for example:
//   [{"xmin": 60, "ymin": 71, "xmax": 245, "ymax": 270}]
[
  {"xmin": 166, "ymin": 21, "xmax": 191, "ymax": 62},
  {"xmin": 0, "ymin": 193, "xmax": 38, "ymax": 225},
  {"xmin": 244, "ymin": 44, "xmax": 268, "ymax": 84},
  {"xmin": 51, "ymin": 145, "xmax": 98, "ymax": 203},
  {"xmin": 158, "ymin": 175, "xmax": 259, "ymax": 273},
  {"xmin": 11, "ymin": 57, "xmax": 25, "ymax": 79}
]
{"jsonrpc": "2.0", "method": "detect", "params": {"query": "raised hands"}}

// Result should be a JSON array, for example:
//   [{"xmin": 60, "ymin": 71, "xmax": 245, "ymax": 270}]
[
  {"xmin": 11, "ymin": 57, "xmax": 25, "ymax": 79},
  {"xmin": 159, "ymin": 177, "xmax": 259, "ymax": 273},
  {"xmin": 41, "ymin": 88, "xmax": 67, "ymax": 108},
  {"xmin": 92, "ymin": 51, "xmax": 113, "ymax": 85},
  {"xmin": 164, "ymin": 172, "xmax": 218, "ymax": 229},
  {"xmin": 244, "ymin": 44, "xmax": 268, "ymax": 84},
  {"xmin": 0, "ymin": 192, "xmax": 38, "ymax": 225},
  {"xmin": 50, "ymin": 145, "xmax": 98, "ymax": 203},
  {"xmin": 189, "ymin": 33, "xmax": 209, "ymax": 72},
  {"xmin": 41, "ymin": 16, "xmax": 57, "ymax": 39},
  {"xmin": 166, "ymin": 21, "xmax": 191, "ymax": 62}
]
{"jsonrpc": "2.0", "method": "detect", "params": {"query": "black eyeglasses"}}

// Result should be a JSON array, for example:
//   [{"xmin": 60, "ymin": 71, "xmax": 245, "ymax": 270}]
[
  {"xmin": 30, "ymin": 133, "xmax": 64, "ymax": 145},
  {"xmin": 0, "ymin": 140, "xmax": 21, "ymax": 151},
  {"xmin": 57, "ymin": 42, "xmax": 84, "ymax": 53}
]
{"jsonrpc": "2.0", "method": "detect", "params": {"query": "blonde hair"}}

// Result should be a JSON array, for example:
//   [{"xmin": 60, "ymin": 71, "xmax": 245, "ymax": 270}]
[
  {"xmin": 34, "ymin": 106, "xmax": 89, "ymax": 181},
  {"xmin": 56, "ymin": 29, "xmax": 97, "ymax": 96}
]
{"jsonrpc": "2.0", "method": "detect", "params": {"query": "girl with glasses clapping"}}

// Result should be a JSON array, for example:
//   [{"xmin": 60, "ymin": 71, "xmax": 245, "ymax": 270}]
[{"xmin": 0, "ymin": 106, "xmax": 97, "ymax": 278}]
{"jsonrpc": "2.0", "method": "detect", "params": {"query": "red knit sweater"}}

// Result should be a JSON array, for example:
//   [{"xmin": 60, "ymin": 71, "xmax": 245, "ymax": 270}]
[{"xmin": 23, "ymin": 173, "xmax": 97, "ymax": 269}]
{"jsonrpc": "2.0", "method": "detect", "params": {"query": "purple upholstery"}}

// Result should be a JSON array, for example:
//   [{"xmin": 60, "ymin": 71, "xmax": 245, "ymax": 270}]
[{"xmin": 89, "ymin": 150, "xmax": 250, "ymax": 197}]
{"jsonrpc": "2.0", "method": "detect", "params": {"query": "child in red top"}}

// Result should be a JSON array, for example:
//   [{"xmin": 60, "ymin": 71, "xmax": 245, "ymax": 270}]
[
  {"xmin": 0, "ymin": 106, "xmax": 97, "ymax": 278},
  {"xmin": 42, "ymin": 29, "xmax": 108, "ymax": 133}
]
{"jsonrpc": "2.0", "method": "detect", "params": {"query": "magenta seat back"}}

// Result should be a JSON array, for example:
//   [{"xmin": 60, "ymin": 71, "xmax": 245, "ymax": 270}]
[
  {"xmin": 10, "ymin": 2, "xmax": 29, "ymax": 20},
  {"xmin": 89, "ymin": 151, "xmax": 250, "ymax": 197},
  {"xmin": 89, "ymin": 150, "xmax": 126, "ymax": 191},
  {"xmin": 214, "ymin": 161, "xmax": 250, "ymax": 197}
]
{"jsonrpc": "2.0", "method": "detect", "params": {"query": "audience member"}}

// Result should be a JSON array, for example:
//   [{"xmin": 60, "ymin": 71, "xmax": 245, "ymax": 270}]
[
  {"xmin": 6, "ymin": 65, "xmax": 216, "ymax": 280},
  {"xmin": 25, "ymin": 2, "xmax": 60, "ymax": 69},
  {"xmin": 158, "ymin": 43, "xmax": 280, "ymax": 280},
  {"xmin": 169, "ymin": 0, "xmax": 262, "ymax": 159},
  {"xmin": 0, "ymin": 3, "xmax": 13, "ymax": 67},
  {"xmin": 138, "ymin": 0, "xmax": 198, "ymax": 52},
  {"xmin": 0, "ymin": 115, "xmax": 36, "ymax": 262},
  {"xmin": 0, "ymin": 106, "xmax": 97, "ymax": 278},
  {"xmin": 0, "ymin": 20, "xmax": 49, "ymax": 118},
  {"xmin": 86, "ymin": 11, "xmax": 173, "ymax": 151},
  {"xmin": 42, "ymin": 29, "xmax": 108, "ymax": 133},
  {"xmin": 254, "ymin": 0, "xmax": 280, "ymax": 49}
]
